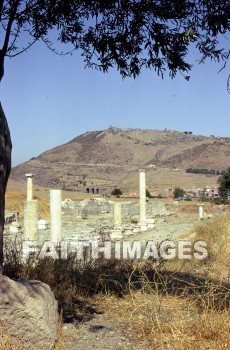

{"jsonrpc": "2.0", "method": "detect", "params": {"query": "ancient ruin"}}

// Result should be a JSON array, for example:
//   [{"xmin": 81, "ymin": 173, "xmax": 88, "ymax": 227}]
[{"xmin": 24, "ymin": 173, "xmax": 38, "ymax": 240}]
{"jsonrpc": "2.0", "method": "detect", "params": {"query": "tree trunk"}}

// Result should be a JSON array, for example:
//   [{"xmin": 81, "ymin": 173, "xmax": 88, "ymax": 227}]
[{"xmin": 0, "ymin": 102, "xmax": 12, "ymax": 269}]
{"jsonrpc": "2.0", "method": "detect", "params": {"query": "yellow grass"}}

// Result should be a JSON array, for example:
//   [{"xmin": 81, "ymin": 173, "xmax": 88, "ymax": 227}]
[
  {"xmin": 195, "ymin": 213, "xmax": 230, "ymax": 281},
  {"xmin": 0, "ymin": 331, "xmax": 24, "ymax": 350},
  {"xmin": 96, "ymin": 290, "xmax": 230, "ymax": 350}
]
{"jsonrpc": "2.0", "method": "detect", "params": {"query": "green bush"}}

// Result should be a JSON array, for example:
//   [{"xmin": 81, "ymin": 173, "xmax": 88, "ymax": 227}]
[
  {"xmin": 111, "ymin": 188, "xmax": 122, "ymax": 196},
  {"xmin": 146, "ymin": 189, "xmax": 153, "ymax": 198},
  {"xmin": 173, "ymin": 187, "xmax": 185, "ymax": 198}
]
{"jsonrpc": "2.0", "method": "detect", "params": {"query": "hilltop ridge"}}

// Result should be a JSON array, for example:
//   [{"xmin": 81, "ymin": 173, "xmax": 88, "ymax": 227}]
[{"xmin": 10, "ymin": 127, "xmax": 229, "ymax": 194}]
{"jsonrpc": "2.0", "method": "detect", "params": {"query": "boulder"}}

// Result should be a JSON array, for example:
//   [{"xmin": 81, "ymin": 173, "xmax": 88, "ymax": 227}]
[{"xmin": 0, "ymin": 274, "xmax": 58, "ymax": 349}]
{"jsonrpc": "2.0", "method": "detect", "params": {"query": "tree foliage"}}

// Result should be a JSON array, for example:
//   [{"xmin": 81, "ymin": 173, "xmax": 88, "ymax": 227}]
[
  {"xmin": 0, "ymin": 0, "xmax": 229, "ymax": 82},
  {"xmin": 173, "ymin": 186, "xmax": 185, "ymax": 198},
  {"xmin": 146, "ymin": 189, "xmax": 152, "ymax": 198},
  {"xmin": 111, "ymin": 188, "xmax": 122, "ymax": 196},
  {"xmin": 218, "ymin": 168, "xmax": 230, "ymax": 200}
]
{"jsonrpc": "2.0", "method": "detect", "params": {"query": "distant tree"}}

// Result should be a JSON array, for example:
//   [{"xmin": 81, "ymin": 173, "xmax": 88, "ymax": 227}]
[
  {"xmin": 218, "ymin": 168, "xmax": 230, "ymax": 201},
  {"xmin": 146, "ymin": 189, "xmax": 153, "ymax": 198},
  {"xmin": 0, "ymin": 0, "xmax": 230, "ymax": 267},
  {"xmin": 111, "ymin": 188, "xmax": 122, "ymax": 196},
  {"xmin": 173, "ymin": 187, "xmax": 185, "ymax": 198}
]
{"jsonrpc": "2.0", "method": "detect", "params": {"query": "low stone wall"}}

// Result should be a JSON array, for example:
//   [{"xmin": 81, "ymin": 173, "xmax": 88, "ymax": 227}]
[{"xmin": 62, "ymin": 198, "xmax": 167, "ymax": 217}]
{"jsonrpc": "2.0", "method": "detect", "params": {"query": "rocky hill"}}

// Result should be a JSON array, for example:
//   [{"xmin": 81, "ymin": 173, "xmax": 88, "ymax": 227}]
[{"xmin": 10, "ymin": 128, "xmax": 230, "ymax": 194}]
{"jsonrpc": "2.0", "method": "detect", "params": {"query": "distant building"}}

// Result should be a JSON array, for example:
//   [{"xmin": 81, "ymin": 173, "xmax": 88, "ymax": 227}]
[{"xmin": 202, "ymin": 187, "xmax": 220, "ymax": 199}]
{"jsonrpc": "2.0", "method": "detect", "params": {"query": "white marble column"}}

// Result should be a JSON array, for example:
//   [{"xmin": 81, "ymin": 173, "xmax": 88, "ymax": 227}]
[
  {"xmin": 50, "ymin": 190, "xmax": 62, "ymax": 243},
  {"xmin": 26, "ymin": 173, "xmax": 34, "ymax": 201},
  {"xmin": 199, "ymin": 204, "xmax": 204, "ymax": 220},
  {"xmin": 24, "ymin": 200, "xmax": 38, "ymax": 240},
  {"xmin": 114, "ymin": 202, "xmax": 122, "ymax": 229},
  {"xmin": 139, "ymin": 169, "xmax": 147, "ymax": 231}
]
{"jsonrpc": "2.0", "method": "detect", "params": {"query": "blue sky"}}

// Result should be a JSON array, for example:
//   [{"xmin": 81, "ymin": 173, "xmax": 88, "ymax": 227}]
[{"xmin": 0, "ymin": 37, "xmax": 229, "ymax": 166}]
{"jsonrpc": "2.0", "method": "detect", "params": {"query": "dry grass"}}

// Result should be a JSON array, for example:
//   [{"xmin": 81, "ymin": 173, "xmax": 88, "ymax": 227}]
[
  {"xmin": 194, "ymin": 213, "xmax": 230, "ymax": 281},
  {"xmin": 5, "ymin": 191, "xmax": 50, "ymax": 219},
  {"xmin": 0, "ymin": 331, "xmax": 24, "ymax": 350},
  {"xmin": 177, "ymin": 201, "xmax": 213, "ymax": 214},
  {"xmin": 162, "ymin": 212, "xmax": 230, "ymax": 281},
  {"xmin": 97, "ymin": 291, "xmax": 230, "ymax": 350},
  {"xmin": 4, "ymin": 246, "xmax": 229, "ymax": 348}
]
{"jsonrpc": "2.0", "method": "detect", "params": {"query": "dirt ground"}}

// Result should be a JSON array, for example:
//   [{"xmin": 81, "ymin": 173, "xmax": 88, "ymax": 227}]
[{"xmin": 60, "ymin": 308, "xmax": 149, "ymax": 350}]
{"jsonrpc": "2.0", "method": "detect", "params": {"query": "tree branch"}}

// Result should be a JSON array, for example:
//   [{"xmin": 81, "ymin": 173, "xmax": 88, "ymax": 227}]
[
  {"xmin": 1, "ymin": 0, "xmax": 21, "ymax": 55},
  {"xmin": 0, "ymin": 0, "xmax": 4, "ymax": 22},
  {"xmin": 6, "ymin": 37, "xmax": 38, "ymax": 57},
  {"xmin": 41, "ymin": 36, "xmax": 76, "ymax": 56}
]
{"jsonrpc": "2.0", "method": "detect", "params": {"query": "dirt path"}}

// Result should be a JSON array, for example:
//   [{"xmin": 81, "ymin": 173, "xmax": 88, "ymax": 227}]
[{"xmin": 60, "ymin": 310, "xmax": 149, "ymax": 350}]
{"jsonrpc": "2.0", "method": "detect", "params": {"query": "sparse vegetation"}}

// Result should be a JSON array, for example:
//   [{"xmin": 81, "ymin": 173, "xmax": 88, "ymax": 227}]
[
  {"xmin": 0, "ymin": 332, "xmax": 25, "ymax": 350},
  {"xmin": 146, "ymin": 189, "xmax": 153, "ymax": 198},
  {"xmin": 218, "ymin": 168, "xmax": 230, "ymax": 202},
  {"xmin": 186, "ymin": 168, "xmax": 224, "ymax": 175},
  {"xmin": 111, "ymin": 188, "xmax": 122, "ymax": 196},
  {"xmin": 173, "ymin": 186, "xmax": 185, "ymax": 198},
  {"xmin": 200, "ymin": 195, "xmax": 213, "ymax": 202}
]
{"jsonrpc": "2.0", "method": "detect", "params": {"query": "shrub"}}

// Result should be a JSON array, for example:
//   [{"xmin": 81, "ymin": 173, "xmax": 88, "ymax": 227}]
[
  {"xmin": 146, "ymin": 189, "xmax": 153, "ymax": 198},
  {"xmin": 173, "ymin": 187, "xmax": 185, "ymax": 198},
  {"xmin": 111, "ymin": 188, "xmax": 122, "ymax": 196}
]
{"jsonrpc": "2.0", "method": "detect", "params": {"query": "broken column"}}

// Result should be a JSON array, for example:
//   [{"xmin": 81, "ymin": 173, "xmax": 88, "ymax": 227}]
[
  {"xmin": 24, "ymin": 173, "xmax": 38, "ymax": 241},
  {"xmin": 24, "ymin": 200, "xmax": 39, "ymax": 241},
  {"xmin": 110, "ymin": 202, "xmax": 123, "ymax": 240},
  {"xmin": 26, "ymin": 173, "xmax": 34, "ymax": 201},
  {"xmin": 50, "ymin": 190, "xmax": 62, "ymax": 243},
  {"xmin": 139, "ymin": 169, "xmax": 147, "ymax": 231},
  {"xmin": 113, "ymin": 202, "xmax": 122, "ymax": 229},
  {"xmin": 199, "ymin": 204, "xmax": 204, "ymax": 220}
]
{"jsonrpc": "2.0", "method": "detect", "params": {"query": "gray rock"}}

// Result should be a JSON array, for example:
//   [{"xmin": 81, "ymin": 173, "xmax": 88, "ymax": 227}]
[{"xmin": 0, "ymin": 275, "xmax": 58, "ymax": 349}]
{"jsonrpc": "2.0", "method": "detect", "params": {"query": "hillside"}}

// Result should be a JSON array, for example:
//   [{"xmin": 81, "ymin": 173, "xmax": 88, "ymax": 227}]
[{"xmin": 10, "ymin": 127, "xmax": 230, "ymax": 195}]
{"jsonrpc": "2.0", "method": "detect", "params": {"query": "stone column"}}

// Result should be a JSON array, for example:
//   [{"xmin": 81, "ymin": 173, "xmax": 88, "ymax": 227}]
[
  {"xmin": 50, "ymin": 190, "xmax": 62, "ymax": 243},
  {"xmin": 26, "ymin": 173, "xmax": 34, "ymax": 201},
  {"xmin": 110, "ymin": 202, "xmax": 123, "ymax": 240},
  {"xmin": 24, "ymin": 200, "xmax": 39, "ymax": 240},
  {"xmin": 114, "ymin": 202, "xmax": 122, "ymax": 229},
  {"xmin": 139, "ymin": 169, "xmax": 147, "ymax": 231},
  {"xmin": 199, "ymin": 204, "xmax": 204, "ymax": 220}
]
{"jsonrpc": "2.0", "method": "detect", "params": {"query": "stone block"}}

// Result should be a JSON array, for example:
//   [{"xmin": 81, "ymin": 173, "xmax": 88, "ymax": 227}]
[
  {"xmin": 146, "ymin": 218, "xmax": 156, "ymax": 228},
  {"xmin": 110, "ymin": 229, "xmax": 123, "ymax": 240},
  {"xmin": 0, "ymin": 275, "xmax": 58, "ymax": 350},
  {"xmin": 38, "ymin": 219, "xmax": 49, "ymax": 230}
]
